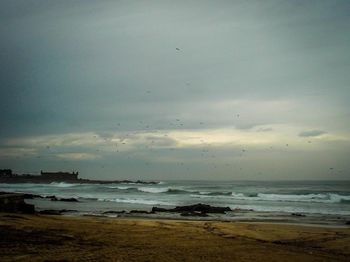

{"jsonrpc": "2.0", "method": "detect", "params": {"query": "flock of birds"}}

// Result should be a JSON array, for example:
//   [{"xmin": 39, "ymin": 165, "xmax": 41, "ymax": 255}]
[
  {"xmin": 4, "ymin": 47, "xmax": 341, "ymax": 178},
  {"xmin": 26, "ymin": 127, "xmax": 340, "ymax": 178},
  {"xmin": 83, "ymin": 104, "xmax": 339, "ymax": 176},
  {"xmin": 18, "ymin": 48, "xmax": 339, "ymax": 176}
]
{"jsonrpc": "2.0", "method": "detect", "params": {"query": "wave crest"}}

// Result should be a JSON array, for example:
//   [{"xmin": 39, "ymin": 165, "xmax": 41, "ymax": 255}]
[{"xmin": 192, "ymin": 192, "xmax": 350, "ymax": 204}]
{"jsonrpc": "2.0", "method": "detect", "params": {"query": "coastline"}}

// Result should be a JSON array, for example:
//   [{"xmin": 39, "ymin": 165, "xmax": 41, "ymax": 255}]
[
  {"xmin": 1, "ymin": 188, "xmax": 349, "ymax": 227},
  {"xmin": 1, "ymin": 213, "xmax": 349, "ymax": 261}
]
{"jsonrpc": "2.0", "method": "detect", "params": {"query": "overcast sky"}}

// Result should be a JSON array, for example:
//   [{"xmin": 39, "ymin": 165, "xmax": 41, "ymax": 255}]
[{"xmin": 1, "ymin": 0, "xmax": 349, "ymax": 180}]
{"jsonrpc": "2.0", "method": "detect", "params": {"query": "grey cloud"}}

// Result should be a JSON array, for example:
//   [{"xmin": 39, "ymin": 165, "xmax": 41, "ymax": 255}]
[
  {"xmin": 234, "ymin": 123, "xmax": 262, "ymax": 130},
  {"xmin": 256, "ymin": 127, "xmax": 273, "ymax": 132},
  {"xmin": 144, "ymin": 136, "xmax": 177, "ymax": 147},
  {"xmin": 1, "ymin": 0, "xmax": 349, "ymax": 180},
  {"xmin": 299, "ymin": 130, "xmax": 326, "ymax": 137}
]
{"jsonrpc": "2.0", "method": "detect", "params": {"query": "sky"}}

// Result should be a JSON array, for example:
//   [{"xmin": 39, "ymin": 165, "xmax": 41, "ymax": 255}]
[{"xmin": 0, "ymin": 0, "xmax": 349, "ymax": 180}]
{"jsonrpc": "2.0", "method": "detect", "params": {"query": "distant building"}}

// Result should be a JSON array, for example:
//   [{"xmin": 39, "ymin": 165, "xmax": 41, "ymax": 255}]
[
  {"xmin": 0, "ymin": 169, "xmax": 13, "ymax": 178},
  {"xmin": 40, "ymin": 171, "xmax": 79, "ymax": 181}
]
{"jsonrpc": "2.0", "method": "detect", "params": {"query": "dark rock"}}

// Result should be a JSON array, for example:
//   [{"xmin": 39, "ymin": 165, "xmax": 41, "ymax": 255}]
[
  {"xmin": 174, "ymin": 203, "xmax": 231, "ymax": 213},
  {"xmin": 135, "ymin": 180, "xmax": 158, "ymax": 185},
  {"xmin": 0, "ymin": 193, "xmax": 35, "ymax": 214},
  {"xmin": 151, "ymin": 207, "xmax": 168, "ymax": 212},
  {"xmin": 233, "ymin": 208, "xmax": 253, "ymax": 212},
  {"xmin": 39, "ymin": 209, "xmax": 77, "ymax": 215},
  {"xmin": 60, "ymin": 198, "xmax": 79, "ymax": 202},
  {"xmin": 152, "ymin": 203, "xmax": 231, "ymax": 214},
  {"xmin": 51, "ymin": 197, "xmax": 78, "ymax": 202},
  {"xmin": 0, "ymin": 192, "xmax": 42, "ymax": 199},
  {"xmin": 103, "ymin": 210, "xmax": 126, "ymax": 214},
  {"xmin": 291, "ymin": 213, "xmax": 306, "ymax": 217},
  {"xmin": 346, "ymin": 221, "xmax": 350, "ymax": 225},
  {"xmin": 46, "ymin": 195, "xmax": 58, "ymax": 200},
  {"xmin": 60, "ymin": 209, "xmax": 78, "ymax": 213},
  {"xmin": 129, "ymin": 210, "xmax": 152, "ymax": 214},
  {"xmin": 22, "ymin": 193, "xmax": 43, "ymax": 199},
  {"xmin": 19, "ymin": 202, "xmax": 35, "ymax": 214}
]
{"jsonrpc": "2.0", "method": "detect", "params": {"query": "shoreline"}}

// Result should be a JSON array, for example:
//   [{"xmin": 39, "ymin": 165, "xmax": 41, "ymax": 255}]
[
  {"xmin": 80, "ymin": 214, "xmax": 350, "ymax": 228},
  {"xmin": 33, "ymin": 205, "xmax": 350, "ymax": 227},
  {"xmin": 1, "ymin": 213, "xmax": 349, "ymax": 261},
  {"xmin": 75, "ymin": 211, "xmax": 350, "ymax": 227}
]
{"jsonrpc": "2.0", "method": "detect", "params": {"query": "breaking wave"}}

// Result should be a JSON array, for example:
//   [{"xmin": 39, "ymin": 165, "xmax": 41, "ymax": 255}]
[
  {"xmin": 105, "ymin": 186, "xmax": 237, "ymax": 196},
  {"xmin": 49, "ymin": 182, "xmax": 79, "ymax": 188},
  {"xmin": 97, "ymin": 198, "xmax": 174, "ymax": 206},
  {"xmin": 191, "ymin": 192, "xmax": 350, "ymax": 204}
]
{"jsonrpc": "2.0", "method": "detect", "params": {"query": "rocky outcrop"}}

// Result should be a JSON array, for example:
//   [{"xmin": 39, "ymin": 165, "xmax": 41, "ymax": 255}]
[
  {"xmin": 152, "ymin": 203, "xmax": 231, "ymax": 214},
  {"xmin": 102, "ymin": 210, "xmax": 126, "ymax": 214},
  {"xmin": 50, "ymin": 197, "xmax": 79, "ymax": 202},
  {"xmin": 1, "ymin": 193, "xmax": 78, "ymax": 203},
  {"xmin": 291, "ymin": 213, "xmax": 306, "ymax": 217},
  {"xmin": 0, "ymin": 192, "xmax": 43, "ymax": 199},
  {"xmin": 39, "ymin": 209, "xmax": 77, "ymax": 215},
  {"xmin": 152, "ymin": 207, "xmax": 168, "ymax": 212},
  {"xmin": 22, "ymin": 193, "xmax": 43, "ymax": 199},
  {"xmin": 129, "ymin": 210, "xmax": 155, "ymax": 214},
  {"xmin": 0, "ymin": 193, "xmax": 35, "ymax": 214}
]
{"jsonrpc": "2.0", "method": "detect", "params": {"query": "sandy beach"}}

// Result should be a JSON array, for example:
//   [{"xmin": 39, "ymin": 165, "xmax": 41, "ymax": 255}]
[{"xmin": 1, "ymin": 214, "xmax": 349, "ymax": 262}]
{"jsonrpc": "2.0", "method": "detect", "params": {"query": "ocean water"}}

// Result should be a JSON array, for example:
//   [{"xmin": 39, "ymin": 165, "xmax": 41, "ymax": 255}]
[{"xmin": 1, "ymin": 180, "xmax": 350, "ymax": 224}]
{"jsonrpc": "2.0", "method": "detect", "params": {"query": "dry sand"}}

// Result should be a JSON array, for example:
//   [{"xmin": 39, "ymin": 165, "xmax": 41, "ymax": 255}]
[{"xmin": 0, "ymin": 213, "xmax": 349, "ymax": 261}]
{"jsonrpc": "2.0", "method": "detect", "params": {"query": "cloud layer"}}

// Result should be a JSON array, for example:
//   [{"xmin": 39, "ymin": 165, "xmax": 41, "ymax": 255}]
[
  {"xmin": 1, "ymin": 0, "xmax": 349, "ymax": 180},
  {"xmin": 299, "ymin": 130, "xmax": 326, "ymax": 138}
]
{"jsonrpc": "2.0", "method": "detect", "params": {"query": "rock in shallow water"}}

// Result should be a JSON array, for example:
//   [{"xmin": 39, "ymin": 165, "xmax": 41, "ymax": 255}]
[
  {"xmin": 39, "ymin": 209, "xmax": 77, "ymax": 215},
  {"xmin": 103, "ymin": 210, "xmax": 126, "ymax": 214},
  {"xmin": 129, "ymin": 210, "xmax": 154, "ymax": 214},
  {"xmin": 152, "ymin": 203, "xmax": 231, "ymax": 214},
  {"xmin": 0, "ymin": 193, "xmax": 35, "ymax": 214},
  {"xmin": 51, "ymin": 197, "xmax": 79, "ymax": 202}
]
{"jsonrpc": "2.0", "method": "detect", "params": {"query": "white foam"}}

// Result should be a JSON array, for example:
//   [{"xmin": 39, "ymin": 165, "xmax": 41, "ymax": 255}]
[
  {"xmin": 49, "ymin": 182, "xmax": 77, "ymax": 188},
  {"xmin": 329, "ymin": 193, "xmax": 350, "ymax": 203},
  {"xmin": 138, "ymin": 187, "xmax": 169, "ymax": 193},
  {"xmin": 190, "ymin": 194, "xmax": 232, "ymax": 199},
  {"xmin": 231, "ymin": 192, "xmax": 350, "ymax": 204},
  {"xmin": 230, "ymin": 204, "xmax": 350, "ymax": 215},
  {"xmin": 107, "ymin": 186, "xmax": 134, "ymax": 190},
  {"xmin": 98, "ymin": 198, "xmax": 174, "ymax": 206},
  {"xmin": 191, "ymin": 192, "xmax": 350, "ymax": 204}
]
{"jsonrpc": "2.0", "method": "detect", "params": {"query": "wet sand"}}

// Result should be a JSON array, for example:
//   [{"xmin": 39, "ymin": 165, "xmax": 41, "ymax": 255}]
[{"xmin": 0, "ymin": 213, "xmax": 349, "ymax": 261}]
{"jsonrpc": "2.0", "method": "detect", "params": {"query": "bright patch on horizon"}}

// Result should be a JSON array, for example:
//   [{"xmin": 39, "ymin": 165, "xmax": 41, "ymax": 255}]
[
  {"xmin": 2, "ymin": 126, "xmax": 349, "ymax": 158},
  {"xmin": 56, "ymin": 153, "xmax": 100, "ymax": 161}
]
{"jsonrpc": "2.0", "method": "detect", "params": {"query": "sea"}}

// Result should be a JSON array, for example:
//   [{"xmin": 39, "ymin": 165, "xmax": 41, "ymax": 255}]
[{"xmin": 1, "ymin": 180, "xmax": 350, "ymax": 225}]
